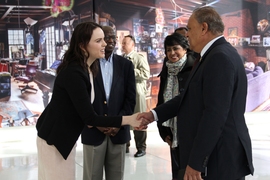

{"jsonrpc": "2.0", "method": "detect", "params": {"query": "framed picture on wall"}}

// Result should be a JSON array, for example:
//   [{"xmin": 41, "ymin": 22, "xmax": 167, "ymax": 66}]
[
  {"xmin": 251, "ymin": 35, "xmax": 261, "ymax": 43},
  {"xmin": 227, "ymin": 37, "xmax": 238, "ymax": 46},
  {"xmin": 263, "ymin": 37, "xmax": 270, "ymax": 47},
  {"xmin": 239, "ymin": 37, "xmax": 250, "ymax": 46},
  {"xmin": 228, "ymin": 27, "xmax": 238, "ymax": 36}
]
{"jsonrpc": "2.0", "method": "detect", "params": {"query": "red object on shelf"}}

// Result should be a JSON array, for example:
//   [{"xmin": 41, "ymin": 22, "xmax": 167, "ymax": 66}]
[{"xmin": 0, "ymin": 63, "xmax": 8, "ymax": 72}]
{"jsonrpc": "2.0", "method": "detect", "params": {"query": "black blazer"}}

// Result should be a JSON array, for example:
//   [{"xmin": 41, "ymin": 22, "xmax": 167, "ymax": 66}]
[
  {"xmin": 81, "ymin": 54, "xmax": 136, "ymax": 145},
  {"xmin": 155, "ymin": 37, "xmax": 254, "ymax": 179},
  {"xmin": 36, "ymin": 61, "xmax": 122, "ymax": 160},
  {"xmin": 156, "ymin": 52, "xmax": 195, "ymax": 142}
]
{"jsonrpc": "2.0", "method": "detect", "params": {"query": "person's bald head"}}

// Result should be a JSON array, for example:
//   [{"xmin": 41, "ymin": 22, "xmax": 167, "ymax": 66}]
[
  {"xmin": 102, "ymin": 26, "xmax": 114, "ymax": 35},
  {"xmin": 102, "ymin": 26, "xmax": 117, "ymax": 58},
  {"xmin": 175, "ymin": 27, "xmax": 188, "ymax": 37}
]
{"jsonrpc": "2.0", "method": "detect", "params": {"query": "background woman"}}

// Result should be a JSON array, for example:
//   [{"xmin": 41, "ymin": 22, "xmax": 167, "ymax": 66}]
[{"xmin": 156, "ymin": 33, "xmax": 195, "ymax": 180}]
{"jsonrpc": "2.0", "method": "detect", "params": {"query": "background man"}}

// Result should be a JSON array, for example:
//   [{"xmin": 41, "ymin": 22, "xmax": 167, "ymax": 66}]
[
  {"xmin": 122, "ymin": 35, "xmax": 150, "ymax": 157},
  {"xmin": 81, "ymin": 26, "xmax": 136, "ymax": 180},
  {"xmin": 174, "ymin": 27, "xmax": 188, "ymax": 37},
  {"xmin": 138, "ymin": 6, "xmax": 254, "ymax": 180}
]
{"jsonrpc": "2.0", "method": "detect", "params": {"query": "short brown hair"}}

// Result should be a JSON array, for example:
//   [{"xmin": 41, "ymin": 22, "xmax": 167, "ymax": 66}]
[{"xmin": 124, "ymin": 35, "xmax": 136, "ymax": 43}]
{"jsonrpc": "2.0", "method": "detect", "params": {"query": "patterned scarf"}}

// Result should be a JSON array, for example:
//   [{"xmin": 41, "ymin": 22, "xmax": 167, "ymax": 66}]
[{"xmin": 162, "ymin": 54, "xmax": 187, "ymax": 148}]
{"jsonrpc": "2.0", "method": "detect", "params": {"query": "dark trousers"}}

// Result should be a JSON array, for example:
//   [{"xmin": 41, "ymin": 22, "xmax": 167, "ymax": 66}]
[
  {"xmin": 170, "ymin": 147, "xmax": 179, "ymax": 179},
  {"xmin": 203, "ymin": 176, "xmax": 245, "ymax": 180},
  {"xmin": 127, "ymin": 130, "xmax": 147, "ymax": 151},
  {"xmin": 237, "ymin": 178, "xmax": 245, "ymax": 180}
]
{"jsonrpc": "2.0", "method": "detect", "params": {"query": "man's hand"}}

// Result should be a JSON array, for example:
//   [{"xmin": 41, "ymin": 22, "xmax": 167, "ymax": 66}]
[
  {"xmin": 96, "ymin": 127, "xmax": 109, "ymax": 133},
  {"xmin": 103, "ymin": 127, "xmax": 120, "ymax": 136},
  {"xmin": 135, "ymin": 112, "xmax": 154, "ymax": 130},
  {"xmin": 184, "ymin": 165, "xmax": 203, "ymax": 180},
  {"xmin": 165, "ymin": 136, "xmax": 172, "ymax": 147}
]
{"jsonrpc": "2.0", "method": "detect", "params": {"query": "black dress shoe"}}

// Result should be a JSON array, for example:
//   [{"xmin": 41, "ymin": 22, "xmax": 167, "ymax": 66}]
[
  {"xmin": 134, "ymin": 150, "xmax": 146, "ymax": 157},
  {"xmin": 126, "ymin": 147, "xmax": 129, "ymax": 153}
]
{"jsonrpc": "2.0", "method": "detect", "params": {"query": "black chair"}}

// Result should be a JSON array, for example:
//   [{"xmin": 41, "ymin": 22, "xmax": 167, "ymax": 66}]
[
  {"xmin": 15, "ymin": 64, "xmax": 38, "ymax": 93},
  {"xmin": 13, "ymin": 59, "xmax": 29, "ymax": 77},
  {"xmin": 18, "ymin": 59, "xmax": 29, "ymax": 65},
  {"xmin": 257, "ymin": 61, "xmax": 266, "ymax": 72}
]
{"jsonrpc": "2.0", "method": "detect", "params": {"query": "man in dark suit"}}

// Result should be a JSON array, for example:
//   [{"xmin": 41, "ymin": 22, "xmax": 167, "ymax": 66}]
[
  {"xmin": 81, "ymin": 26, "xmax": 136, "ymax": 180},
  {"xmin": 138, "ymin": 7, "xmax": 254, "ymax": 180}
]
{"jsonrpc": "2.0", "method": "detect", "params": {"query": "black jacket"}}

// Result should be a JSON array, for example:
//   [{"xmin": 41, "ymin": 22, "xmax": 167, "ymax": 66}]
[
  {"xmin": 81, "ymin": 54, "xmax": 136, "ymax": 145},
  {"xmin": 156, "ymin": 52, "xmax": 195, "ymax": 142},
  {"xmin": 36, "ymin": 61, "xmax": 122, "ymax": 160},
  {"xmin": 155, "ymin": 37, "xmax": 254, "ymax": 179}
]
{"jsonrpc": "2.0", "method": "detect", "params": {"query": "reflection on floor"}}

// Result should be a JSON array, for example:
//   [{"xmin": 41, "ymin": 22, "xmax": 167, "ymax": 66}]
[
  {"xmin": 0, "ymin": 111, "xmax": 269, "ymax": 180},
  {"xmin": 254, "ymin": 98, "xmax": 270, "ymax": 111}
]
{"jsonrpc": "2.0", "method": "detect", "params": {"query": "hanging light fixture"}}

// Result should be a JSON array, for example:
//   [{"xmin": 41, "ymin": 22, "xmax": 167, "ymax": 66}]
[
  {"xmin": 24, "ymin": 17, "xmax": 38, "ymax": 32},
  {"xmin": 24, "ymin": 17, "xmax": 38, "ymax": 26}
]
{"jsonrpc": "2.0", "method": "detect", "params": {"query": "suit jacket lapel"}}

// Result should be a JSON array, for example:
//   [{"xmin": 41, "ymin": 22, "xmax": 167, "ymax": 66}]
[
  {"xmin": 109, "ymin": 55, "xmax": 120, "ymax": 98},
  {"xmin": 94, "ymin": 62, "xmax": 106, "ymax": 97}
]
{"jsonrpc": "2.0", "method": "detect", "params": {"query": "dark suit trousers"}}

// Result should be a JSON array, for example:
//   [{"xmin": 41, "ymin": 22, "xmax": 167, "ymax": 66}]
[
  {"xmin": 133, "ymin": 130, "xmax": 147, "ymax": 151},
  {"xmin": 204, "ymin": 176, "xmax": 245, "ymax": 180},
  {"xmin": 170, "ymin": 146, "xmax": 179, "ymax": 179}
]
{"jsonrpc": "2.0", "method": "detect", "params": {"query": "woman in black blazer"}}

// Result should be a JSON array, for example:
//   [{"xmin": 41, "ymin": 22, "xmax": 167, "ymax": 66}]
[
  {"xmin": 156, "ymin": 33, "xmax": 195, "ymax": 180},
  {"xmin": 36, "ymin": 22, "xmax": 141, "ymax": 180}
]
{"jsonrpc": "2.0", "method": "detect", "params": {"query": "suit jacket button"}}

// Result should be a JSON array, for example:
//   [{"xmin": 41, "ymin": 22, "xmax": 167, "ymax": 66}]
[
  {"xmin": 104, "ymin": 114, "xmax": 107, "ymax": 116},
  {"xmin": 104, "ymin": 101, "xmax": 107, "ymax": 104}
]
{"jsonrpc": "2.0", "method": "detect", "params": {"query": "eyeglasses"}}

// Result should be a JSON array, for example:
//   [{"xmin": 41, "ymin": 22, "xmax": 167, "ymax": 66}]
[{"xmin": 104, "ymin": 35, "xmax": 118, "ymax": 41}]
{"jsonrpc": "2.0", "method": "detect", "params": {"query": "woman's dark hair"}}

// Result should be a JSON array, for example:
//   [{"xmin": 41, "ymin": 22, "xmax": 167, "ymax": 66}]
[
  {"xmin": 164, "ymin": 33, "xmax": 190, "ymax": 55},
  {"xmin": 57, "ymin": 21, "xmax": 102, "ymax": 76}
]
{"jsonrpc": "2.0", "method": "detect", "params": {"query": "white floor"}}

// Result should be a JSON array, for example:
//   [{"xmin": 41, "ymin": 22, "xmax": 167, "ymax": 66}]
[{"xmin": 0, "ymin": 111, "xmax": 270, "ymax": 180}]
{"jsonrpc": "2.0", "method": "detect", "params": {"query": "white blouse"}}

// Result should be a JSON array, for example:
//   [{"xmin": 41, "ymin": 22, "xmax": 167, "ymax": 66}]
[{"xmin": 89, "ymin": 71, "xmax": 95, "ymax": 104}]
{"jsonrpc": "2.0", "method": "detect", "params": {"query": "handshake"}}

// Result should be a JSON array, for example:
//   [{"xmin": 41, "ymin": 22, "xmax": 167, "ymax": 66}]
[{"xmin": 126, "ymin": 112, "xmax": 155, "ymax": 130}]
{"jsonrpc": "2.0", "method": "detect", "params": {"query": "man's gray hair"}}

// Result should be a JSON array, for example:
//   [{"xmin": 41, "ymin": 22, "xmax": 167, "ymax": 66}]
[{"xmin": 193, "ymin": 6, "xmax": 224, "ymax": 35}]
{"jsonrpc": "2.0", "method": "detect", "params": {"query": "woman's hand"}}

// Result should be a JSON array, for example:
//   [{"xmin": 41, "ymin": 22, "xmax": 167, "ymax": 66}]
[
  {"xmin": 135, "ymin": 112, "xmax": 154, "ymax": 130},
  {"xmin": 121, "ymin": 113, "xmax": 142, "ymax": 128},
  {"xmin": 129, "ymin": 113, "xmax": 142, "ymax": 128}
]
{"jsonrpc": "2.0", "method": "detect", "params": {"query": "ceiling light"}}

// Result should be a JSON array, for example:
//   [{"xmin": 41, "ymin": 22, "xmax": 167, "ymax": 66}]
[{"xmin": 24, "ymin": 17, "xmax": 38, "ymax": 26}]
